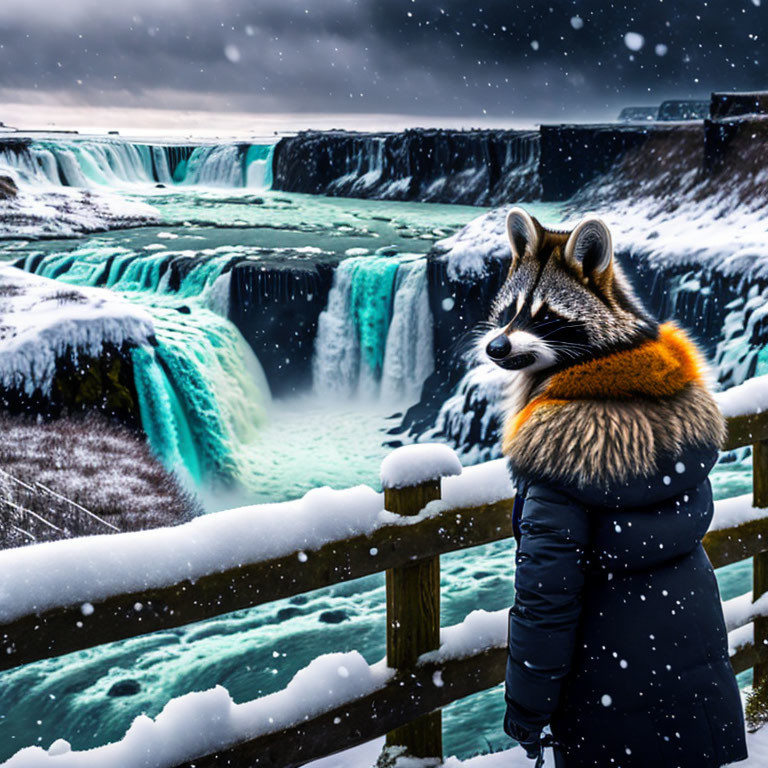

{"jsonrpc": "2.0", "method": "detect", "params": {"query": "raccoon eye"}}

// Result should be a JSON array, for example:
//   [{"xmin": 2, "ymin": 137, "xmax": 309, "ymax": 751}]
[{"xmin": 533, "ymin": 308, "xmax": 557, "ymax": 326}]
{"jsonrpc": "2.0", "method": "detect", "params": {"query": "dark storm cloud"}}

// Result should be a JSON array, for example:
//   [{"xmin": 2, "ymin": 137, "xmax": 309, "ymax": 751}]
[{"xmin": 0, "ymin": 0, "xmax": 765, "ymax": 119}]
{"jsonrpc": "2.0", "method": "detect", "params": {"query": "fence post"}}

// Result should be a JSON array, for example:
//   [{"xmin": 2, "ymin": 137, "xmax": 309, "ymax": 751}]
[
  {"xmin": 384, "ymin": 478, "xmax": 442, "ymax": 759},
  {"xmin": 753, "ymin": 439, "xmax": 768, "ymax": 687}
]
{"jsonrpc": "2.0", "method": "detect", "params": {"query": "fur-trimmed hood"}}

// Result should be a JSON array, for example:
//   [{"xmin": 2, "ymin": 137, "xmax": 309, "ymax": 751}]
[{"xmin": 503, "ymin": 323, "xmax": 726, "ymax": 489}]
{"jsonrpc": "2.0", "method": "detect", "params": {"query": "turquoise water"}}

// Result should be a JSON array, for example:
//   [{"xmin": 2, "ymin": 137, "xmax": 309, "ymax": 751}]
[
  {"xmin": 0, "ymin": 186, "xmax": 756, "ymax": 761},
  {"xmin": 348, "ymin": 256, "xmax": 401, "ymax": 376}
]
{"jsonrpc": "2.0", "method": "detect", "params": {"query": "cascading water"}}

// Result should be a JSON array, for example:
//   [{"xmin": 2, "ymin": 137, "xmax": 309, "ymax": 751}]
[
  {"xmin": 381, "ymin": 258, "xmax": 434, "ymax": 403},
  {"xmin": 244, "ymin": 144, "xmax": 275, "ymax": 189},
  {"xmin": 20, "ymin": 248, "xmax": 271, "ymax": 491},
  {"xmin": 714, "ymin": 284, "xmax": 768, "ymax": 388},
  {"xmin": 313, "ymin": 254, "xmax": 433, "ymax": 401},
  {"xmin": 0, "ymin": 138, "xmax": 275, "ymax": 190}
]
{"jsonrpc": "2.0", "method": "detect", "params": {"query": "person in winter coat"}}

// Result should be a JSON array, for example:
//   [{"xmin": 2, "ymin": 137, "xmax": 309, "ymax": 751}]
[{"xmin": 482, "ymin": 207, "xmax": 748, "ymax": 767}]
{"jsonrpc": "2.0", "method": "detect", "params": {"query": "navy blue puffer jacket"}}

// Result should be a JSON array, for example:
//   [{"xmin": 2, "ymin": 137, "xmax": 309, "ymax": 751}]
[{"xmin": 505, "ymin": 444, "xmax": 747, "ymax": 767}]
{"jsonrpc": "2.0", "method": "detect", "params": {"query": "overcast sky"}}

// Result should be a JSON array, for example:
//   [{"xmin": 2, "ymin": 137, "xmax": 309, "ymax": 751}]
[{"xmin": 0, "ymin": 0, "xmax": 765, "ymax": 123}]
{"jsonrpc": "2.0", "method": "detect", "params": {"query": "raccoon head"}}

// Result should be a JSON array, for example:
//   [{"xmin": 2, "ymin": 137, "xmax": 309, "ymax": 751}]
[{"xmin": 483, "ymin": 207, "xmax": 657, "ymax": 375}]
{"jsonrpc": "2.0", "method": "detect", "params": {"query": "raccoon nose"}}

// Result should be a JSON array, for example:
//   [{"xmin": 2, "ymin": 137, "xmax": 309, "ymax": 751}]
[{"xmin": 486, "ymin": 334, "xmax": 512, "ymax": 361}]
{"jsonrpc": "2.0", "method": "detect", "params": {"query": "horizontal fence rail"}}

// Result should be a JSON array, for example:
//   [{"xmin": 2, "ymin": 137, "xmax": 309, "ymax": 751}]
[
  {"xmin": 2, "ymin": 401, "xmax": 768, "ymax": 766},
  {"xmin": 0, "ymin": 497, "xmax": 513, "ymax": 671}
]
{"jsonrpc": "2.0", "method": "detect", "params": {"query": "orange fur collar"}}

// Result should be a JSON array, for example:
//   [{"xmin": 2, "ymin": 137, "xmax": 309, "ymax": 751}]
[{"xmin": 504, "ymin": 323, "xmax": 706, "ymax": 453}]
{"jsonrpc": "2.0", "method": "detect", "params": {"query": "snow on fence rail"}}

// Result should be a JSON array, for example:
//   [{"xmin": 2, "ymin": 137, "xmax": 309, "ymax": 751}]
[{"xmin": 4, "ymin": 398, "xmax": 768, "ymax": 766}]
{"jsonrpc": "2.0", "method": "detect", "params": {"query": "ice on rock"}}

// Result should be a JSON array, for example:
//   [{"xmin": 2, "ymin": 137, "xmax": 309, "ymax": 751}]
[
  {"xmin": 380, "ymin": 443, "xmax": 462, "ymax": 490},
  {"xmin": 0, "ymin": 182, "xmax": 159, "ymax": 238}
]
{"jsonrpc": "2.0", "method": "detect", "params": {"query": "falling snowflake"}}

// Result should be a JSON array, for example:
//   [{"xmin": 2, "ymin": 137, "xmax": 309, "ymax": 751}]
[
  {"xmin": 624, "ymin": 32, "xmax": 645, "ymax": 52},
  {"xmin": 224, "ymin": 44, "xmax": 242, "ymax": 63},
  {"xmin": 655, "ymin": 44, "xmax": 669, "ymax": 56},
  {"xmin": 570, "ymin": 16, "xmax": 584, "ymax": 30}
]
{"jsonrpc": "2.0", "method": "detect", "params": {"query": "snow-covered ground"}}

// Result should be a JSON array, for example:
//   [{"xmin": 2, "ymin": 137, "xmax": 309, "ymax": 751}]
[
  {"xmin": 0, "ymin": 265, "xmax": 155, "ymax": 396},
  {"xmin": 0, "ymin": 412, "xmax": 196, "ymax": 548}
]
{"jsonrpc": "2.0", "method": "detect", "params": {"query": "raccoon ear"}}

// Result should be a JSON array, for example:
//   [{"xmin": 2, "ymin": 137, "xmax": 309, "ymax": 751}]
[
  {"xmin": 564, "ymin": 217, "xmax": 613, "ymax": 277},
  {"xmin": 505, "ymin": 207, "xmax": 539, "ymax": 264}
]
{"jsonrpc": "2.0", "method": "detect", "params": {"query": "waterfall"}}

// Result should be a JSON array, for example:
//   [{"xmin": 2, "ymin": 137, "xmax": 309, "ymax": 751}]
[
  {"xmin": 381, "ymin": 259, "xmax": 434, "ymax": 403},
  {"xmin": 131, "ymin": 345, "xmax": 204, "ymax": 487},
  {"xmin": 313, "ymin": 255, "xmax": 400, "ymax": 397},
  {"xmin": 147, "ymin": 303, "xmax": 271, "ymax": 485},
  {"xmin": 21, "ymin": 249, "xmax": 272, "ymax": 491},
  {"xmin": 313, "ymin": 255, "xmax": 434, "ymax": 402},
  {"xmin": 714, "ymin": 283, "xmax": 768, "ymax": 388},
  {"xmin": 0, "ymin": 139, "xmax": 275, "ymax": 190},
  {"xmin": 180, "ymin": 145, "xmax": 244, "ymax": 187},
  {"xmin": 245, "ymin": 144, "xmax": 275, "ymax": 189},
  {"xmin": 312, "ymin": 262, "xmax": 361, "ymax": 397}
]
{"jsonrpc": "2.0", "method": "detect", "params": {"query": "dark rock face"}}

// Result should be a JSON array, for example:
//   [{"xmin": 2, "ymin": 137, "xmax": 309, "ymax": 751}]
[
  {"xmin": 704, "ymin": 115, "xmax": 768, "ymax": 172},
  {"xmin": 710, "ymin": 91, "xmax": 768, "ymax": 119},
  {"xmin": 615, "ymin": 253, "xmax": 737, "ymax": 359},
  {"xmin": 0, "ymin": 341, "xmax": 142, "ymax": 428},
  {"xmin": 107, "ymin": 680, "xmax": 141, "ymax": 697},
  {"xmin": 0, "ymin": 175, "xmax": 18, "ymax": 200},
  {"xmin": 228, "ymin": 259, "xmax": 336, "ymax": 397},
  {"xmin": 272, "ymin": 129, "xmax": 540, "ymax": 206},
  {"xmin": 0, "ymin": 139, "xmax": 31, "ymax": 156},
  {"xmin": 539, "ymin": 123, "xmax": 705, "ymax": 201},
  {"xmin": 162, "ymin": 145, "xmax": 197, "ymax": 180}
]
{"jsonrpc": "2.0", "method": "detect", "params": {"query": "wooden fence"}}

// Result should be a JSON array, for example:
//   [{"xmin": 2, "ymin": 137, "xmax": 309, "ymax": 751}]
[{"xmin": 2, "ymin": 408, "xmax": 768, "ymax": 766}]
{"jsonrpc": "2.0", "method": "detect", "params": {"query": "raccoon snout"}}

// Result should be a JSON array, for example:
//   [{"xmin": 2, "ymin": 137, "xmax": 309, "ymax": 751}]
[
  {"xmin": 486, "ymin": 335, "xmax": 537, "ymax": 370},
  {"xmin": 483, "ymin": 328, "xmax": 552, "ymax": 371},
  {"xmin": 486, "ymin": 334, "xmax": 512, "ymax": 361}
]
